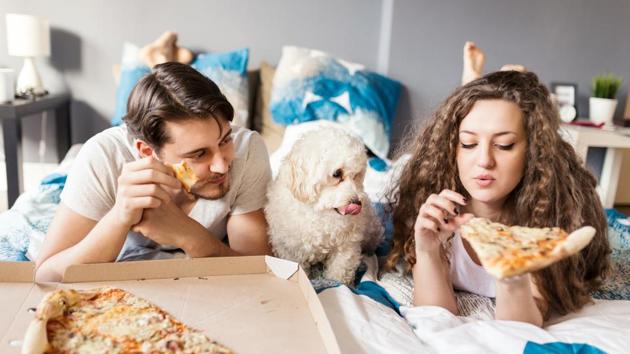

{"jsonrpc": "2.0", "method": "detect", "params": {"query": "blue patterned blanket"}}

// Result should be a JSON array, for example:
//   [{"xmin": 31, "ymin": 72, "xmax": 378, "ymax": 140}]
[{"xmin": 0, "ymin": 173, "xmax": 66, "ymax": 261}]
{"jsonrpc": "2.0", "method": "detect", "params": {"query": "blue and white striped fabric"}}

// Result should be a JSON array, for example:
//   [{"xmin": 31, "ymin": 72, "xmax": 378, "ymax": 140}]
[{"xmin": 270, "ymin": 46, "xmax": 401, "ymax": 160}]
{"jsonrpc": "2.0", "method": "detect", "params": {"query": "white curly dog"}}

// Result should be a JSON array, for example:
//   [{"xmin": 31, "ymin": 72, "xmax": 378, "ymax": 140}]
[{"xmin": 266, "ymin": 128, "xmax": 383, "ymax": 285}]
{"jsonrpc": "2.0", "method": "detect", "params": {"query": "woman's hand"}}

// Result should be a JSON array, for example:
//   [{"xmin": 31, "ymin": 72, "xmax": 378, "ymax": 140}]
[{"xmin": 414, "ymin": 189, "xmax": 473, "ymax": 254}]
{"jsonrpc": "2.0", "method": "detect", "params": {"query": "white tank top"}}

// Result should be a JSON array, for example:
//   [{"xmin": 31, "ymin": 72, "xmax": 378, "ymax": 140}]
[{"xmin": 449, "ymin": 232, "xmax": 496, "ymax": 298}]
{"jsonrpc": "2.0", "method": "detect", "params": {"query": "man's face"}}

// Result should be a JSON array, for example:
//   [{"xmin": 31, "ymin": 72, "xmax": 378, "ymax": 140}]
[{"xmin": 159, "ymin": 117, "xmax": 235, "ymax": 200}]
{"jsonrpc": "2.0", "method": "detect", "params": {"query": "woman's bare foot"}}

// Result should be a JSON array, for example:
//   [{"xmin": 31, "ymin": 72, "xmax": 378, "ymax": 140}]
[
  {"xmin": 140, "ymin": 31, "xmax": 194, "ymax": 68},
  {"xmin": 462, "ymin": 41, "xmax": 485, "ymax": 85},
  {"xmin": 500, "ymin": 64, "xmax": 527, "ymax": 73},
  {"xmin": 175, "ymin": 46, "xmax": 193, "ymax": 65}
]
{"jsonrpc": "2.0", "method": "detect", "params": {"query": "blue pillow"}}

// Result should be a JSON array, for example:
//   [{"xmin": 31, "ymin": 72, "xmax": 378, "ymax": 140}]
[
  {"xmin": 190, "ymin": 48, "xmax": 250, "ymax": 127},
  {"xmin": 270, "ymin": 46, "xmax": 401, "ymax": 160},
  {"xmin": 111, "ymin": 48, "xmax": 250, "ymax": 127},
  {"xmin": 112, "ymin": 65, "xmax": 151, "ymax": 126}
]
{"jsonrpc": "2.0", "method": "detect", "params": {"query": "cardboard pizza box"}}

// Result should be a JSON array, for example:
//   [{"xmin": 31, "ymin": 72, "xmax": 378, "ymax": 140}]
[{"xmin": 0, "ymin": 256, "xmax": 341, "ymax": 354}]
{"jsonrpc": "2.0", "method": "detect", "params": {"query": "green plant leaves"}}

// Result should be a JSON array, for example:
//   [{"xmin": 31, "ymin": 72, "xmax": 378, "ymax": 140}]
[{"xmin": 592, "ymin": 73, "xmax": 623, "ymax": 99}]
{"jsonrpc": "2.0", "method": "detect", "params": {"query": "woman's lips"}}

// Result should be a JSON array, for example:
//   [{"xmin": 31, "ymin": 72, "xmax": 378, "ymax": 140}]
[{"xmin": 474, "ymin": 175, "xmax": 495, "ymax": 187}]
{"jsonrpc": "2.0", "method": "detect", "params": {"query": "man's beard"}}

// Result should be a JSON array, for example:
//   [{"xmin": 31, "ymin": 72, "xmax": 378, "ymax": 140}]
[{"xmin": 191, "ymin": 177, "xmax": 230, "ymax": 200}]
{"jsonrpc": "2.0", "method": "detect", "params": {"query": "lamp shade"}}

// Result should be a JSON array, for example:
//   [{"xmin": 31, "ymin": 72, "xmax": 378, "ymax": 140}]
[{"xmin": 6, "ymin": 13, "xmax": 50, "ymax": 57}]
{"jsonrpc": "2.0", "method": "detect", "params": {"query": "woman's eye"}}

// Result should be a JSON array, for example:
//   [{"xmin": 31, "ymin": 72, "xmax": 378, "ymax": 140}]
[
  {"xmin": 194, "ymin": 151, "xmax": 206, "ymax": 159},
  {"xmin": 460, "ymin": 143, "xmax": 477, "ymax": 149},
  {"xmin": 495, "ymin": 143, "xmax": 515, "ymax": 151},
  {"xmin": 332, "ymin": 169, "xmax": 343, "ymax": 179}
]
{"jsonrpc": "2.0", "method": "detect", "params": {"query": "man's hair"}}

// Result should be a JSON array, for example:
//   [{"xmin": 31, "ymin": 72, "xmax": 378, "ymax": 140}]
[{"xmin": 123, "ymin": 62, "xmax": 234, "ymax": 151}]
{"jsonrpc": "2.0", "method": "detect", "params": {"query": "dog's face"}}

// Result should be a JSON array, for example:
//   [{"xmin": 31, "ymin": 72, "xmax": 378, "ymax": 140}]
[{"xmin": 280, "ymin": 128, "xmax": 368, "ymax": 215}]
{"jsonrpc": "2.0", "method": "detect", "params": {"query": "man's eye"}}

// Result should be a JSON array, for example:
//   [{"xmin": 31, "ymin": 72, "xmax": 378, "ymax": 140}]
[
  {"xmin": 496, "ymin": 143, "xmax": 515, "ymax": 151},
  {"xmin": 332, "ymin": 169, "xmax": 343, "ymax": 179},
  {"xmin": 219, "ymin": 136, "xmax": 233, "ymax": 146},
  {"xmin": 460, "ymin": 143, "xmax": 477, "ymax": 149}
]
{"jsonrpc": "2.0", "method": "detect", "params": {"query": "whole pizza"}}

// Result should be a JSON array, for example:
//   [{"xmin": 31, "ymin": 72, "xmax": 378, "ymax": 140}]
[{"xmin": 22, "ymin": 287, "xmax": 233, "ymax": 354}]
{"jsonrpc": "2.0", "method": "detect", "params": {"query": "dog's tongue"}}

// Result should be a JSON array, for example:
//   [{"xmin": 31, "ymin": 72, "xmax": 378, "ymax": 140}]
[{"xmin": 341, "ymin": 203, "xmax": 362, "ymax": 216}]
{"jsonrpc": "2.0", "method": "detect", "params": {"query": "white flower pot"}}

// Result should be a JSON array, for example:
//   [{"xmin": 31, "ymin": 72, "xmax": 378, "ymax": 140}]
[{"xmin": 589, "ymin": 97, "xmax": 618, "ymax": 126}]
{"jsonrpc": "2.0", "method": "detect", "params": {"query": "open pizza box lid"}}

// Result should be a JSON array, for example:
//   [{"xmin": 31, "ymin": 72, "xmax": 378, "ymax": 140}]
[{"xmin": 0, "ymin": 256, "xmax": 341, "ymax": 354}]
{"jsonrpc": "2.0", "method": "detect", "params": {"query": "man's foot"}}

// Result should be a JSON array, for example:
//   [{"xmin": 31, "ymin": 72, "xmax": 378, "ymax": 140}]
[{"xmin": 462, "ymin": 41, "xmax": 485, "ymax": 85}]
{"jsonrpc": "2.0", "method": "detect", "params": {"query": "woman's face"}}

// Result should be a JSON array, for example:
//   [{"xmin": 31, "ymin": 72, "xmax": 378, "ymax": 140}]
[{"xmin": 457, "ymin": 99, "xmax": 527, "ymax": 207}]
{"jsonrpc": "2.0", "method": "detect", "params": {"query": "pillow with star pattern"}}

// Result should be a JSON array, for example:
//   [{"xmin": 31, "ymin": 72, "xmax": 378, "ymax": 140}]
[{"xmin": 270, "ymin": 46, "xmax": 401, "ymax": 160}]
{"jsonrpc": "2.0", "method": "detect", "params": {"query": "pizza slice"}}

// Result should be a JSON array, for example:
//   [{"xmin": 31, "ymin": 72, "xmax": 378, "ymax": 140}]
[
  {"xmin": 170, "ymin": 160, "xmax": 199, "ymax": 193},
  {"xmin": 22, "ymin": 287, "xmax": 233, "ymax": 354},
  {"xmin": 460, "ymin": 217, "xmax": 595, "ymax": 279}
]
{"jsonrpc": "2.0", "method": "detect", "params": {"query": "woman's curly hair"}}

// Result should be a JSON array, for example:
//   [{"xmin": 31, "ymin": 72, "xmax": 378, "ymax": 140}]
[{"xmin": 384, "ymin": 70, "xmax": 611, "ymax": 317}]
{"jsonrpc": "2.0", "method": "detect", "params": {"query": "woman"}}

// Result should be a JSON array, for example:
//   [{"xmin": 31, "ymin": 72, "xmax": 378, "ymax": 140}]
[{"xmin": 385, "ymin": 70, "xmax": 610, "ymax": 326}]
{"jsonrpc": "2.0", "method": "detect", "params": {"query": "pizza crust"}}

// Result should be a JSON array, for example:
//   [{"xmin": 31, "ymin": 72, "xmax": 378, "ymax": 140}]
[
  {"xmin": 552, "ymin": 226, "xmax": 595, "ymax": 256},
  {"xmin": 22, "ymin": 289, "xmax": 86, "ymax": 354},
  {"xmin": 22, "ymin": 319, "xmax": 48, "ymax": 354}
]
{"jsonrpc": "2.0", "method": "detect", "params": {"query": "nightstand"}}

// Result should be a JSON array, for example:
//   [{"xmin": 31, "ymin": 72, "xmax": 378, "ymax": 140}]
[
  {"xmin": 0, "ymin": 93, "xmax": 71, "ymax": 207},
  {"xmin": 561, "ymin": 123, "xmax": 630, "ymax": 208}
]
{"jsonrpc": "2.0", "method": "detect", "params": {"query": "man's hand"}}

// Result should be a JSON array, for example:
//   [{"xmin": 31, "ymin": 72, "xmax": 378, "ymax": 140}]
[
  {"xmin": 131, "ymin": 197, "xmax": 198, "ymax": 249},
  {"xmin": 112, "ymin": 157, "xmax": 181, "ymax": 228}
]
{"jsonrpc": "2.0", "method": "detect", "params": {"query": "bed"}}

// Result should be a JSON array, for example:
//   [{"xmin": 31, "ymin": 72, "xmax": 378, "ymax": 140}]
[
  {"xmin": 4, "ymin": 140, "xmax": 630, "ymax": 353},
  {"xmin": 2, "ymin": 41, "xmax": 630, "ymax": 354}
]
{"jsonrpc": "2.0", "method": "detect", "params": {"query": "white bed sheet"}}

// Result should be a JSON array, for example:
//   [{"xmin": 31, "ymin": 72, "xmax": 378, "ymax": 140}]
[{"xmin": 319, "ymin": 287, "xmax": 630, "ymax": 354}]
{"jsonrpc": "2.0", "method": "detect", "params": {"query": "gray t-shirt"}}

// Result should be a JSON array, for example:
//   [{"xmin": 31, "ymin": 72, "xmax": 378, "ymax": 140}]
[{"xmin": 60, "ymin": 124, "xmax": 271, "ymax": 261}]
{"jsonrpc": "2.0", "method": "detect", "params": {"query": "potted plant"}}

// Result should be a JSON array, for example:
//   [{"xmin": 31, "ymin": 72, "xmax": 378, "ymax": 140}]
[{"xmin": 590, "ymin": 73, "xmax": 622, "ymax": 126}]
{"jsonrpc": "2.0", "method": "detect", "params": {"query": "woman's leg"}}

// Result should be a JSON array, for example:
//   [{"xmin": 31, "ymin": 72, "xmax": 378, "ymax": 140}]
[
  {"xmin": 462, "ymin": 41, "xmax": 485, "ymax": 85},
  {"xmin": 461, "ymin": 42, "xmax": 527, "ymax": 86}
]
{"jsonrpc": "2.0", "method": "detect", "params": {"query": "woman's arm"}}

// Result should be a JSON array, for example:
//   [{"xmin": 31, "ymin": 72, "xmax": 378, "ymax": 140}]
[
  {"xmin": 413, "ymin": 249, "xmax": 459, "ymax": 314},
  {"xmin": 412, "ymin": 189, "xmax": 471, "ymax": 314},
  {"xmin": 495, "ymin": 274, "xmax": 545, "ymax": 326}
]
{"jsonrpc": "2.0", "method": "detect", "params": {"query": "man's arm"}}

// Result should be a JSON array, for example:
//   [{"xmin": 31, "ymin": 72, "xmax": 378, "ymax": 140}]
[
  {"xmin": 178, "ymin": 209, "xmax": 271, "ymax": 257},
  {"xmin": 227, "ymin": 209, "xmax": 271, "ymax": 255},
  {"xmin": 35, "ymin": 204, "xmax": 129, "ymax": 282},
  {"xmin": 36, "ymin": 157, "xmax": 180, "ymax": 282}
]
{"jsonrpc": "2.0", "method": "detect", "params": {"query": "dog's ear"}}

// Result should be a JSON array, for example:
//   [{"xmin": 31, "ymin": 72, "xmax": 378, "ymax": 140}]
[{"xmin": 284, "ymin": 154, "xmax": 315, "ymax": 203}]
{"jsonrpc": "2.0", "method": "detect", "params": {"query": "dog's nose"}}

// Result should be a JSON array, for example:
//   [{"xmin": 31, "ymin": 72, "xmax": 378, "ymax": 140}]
[{"xmin": 350, "ymin": 197, "xmax": 362, "ymax": 206}]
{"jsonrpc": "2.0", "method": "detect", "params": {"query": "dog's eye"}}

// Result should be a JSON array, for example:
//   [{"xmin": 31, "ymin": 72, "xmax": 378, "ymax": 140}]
[{"xmin": 332, "ymin": 169, "xmax": 343, "ymax": 179}]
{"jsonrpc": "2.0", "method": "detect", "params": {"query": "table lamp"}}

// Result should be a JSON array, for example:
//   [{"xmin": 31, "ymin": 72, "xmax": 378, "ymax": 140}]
[{"xmin": 5, "ymin": 13, "xmax": 51, "ymax": 97}]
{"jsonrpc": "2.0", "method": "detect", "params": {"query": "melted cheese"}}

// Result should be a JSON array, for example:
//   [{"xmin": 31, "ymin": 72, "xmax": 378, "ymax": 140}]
[
  {"xmin": 44, "ymin": 288, "xmax": 233, "ymax": 354},
  {"xmin": 461, "ymin": 218, "xmax": 569, "ymax": 277},
  {"xmin": 171, "ymin": 161, "xmax": 199, "ymax": 192}
]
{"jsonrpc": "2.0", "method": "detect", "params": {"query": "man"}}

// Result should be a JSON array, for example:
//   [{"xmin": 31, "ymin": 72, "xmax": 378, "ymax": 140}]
[{"xmin": 36, "ymin": 62, "xmax": 271, "ymax": 282}]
